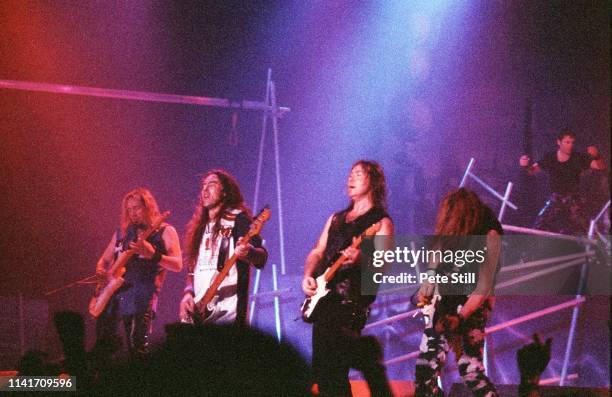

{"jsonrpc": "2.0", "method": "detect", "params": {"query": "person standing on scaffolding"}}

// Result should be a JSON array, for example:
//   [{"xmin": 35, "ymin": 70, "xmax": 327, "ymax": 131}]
[{"xmin": 519, "ymin": 129, "xmax": 606, "ymax": 235}]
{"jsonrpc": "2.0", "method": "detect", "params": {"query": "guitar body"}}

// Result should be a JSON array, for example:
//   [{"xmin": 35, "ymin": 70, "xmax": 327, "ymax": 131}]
[
  {"xmin": 300, "ymin": 270, "xmax": 330, "ymax": 323},
  {"xmin": 181, "ymin": 285, "xmax": 222, "ymax": 325},
  {"xmin": 183, "ymin": 295, "xmax": 222, "ymax": 325},
  {"xmin": 88, "ymin": 275, "xmax": 125, "ymax": 317},
  {"xmin": 301, "ymin": 222, "xmax": 382, "ymax": 324},
  {"xmin": 88, "ymin": 252, "xmax": 131, "ymax": 318}
]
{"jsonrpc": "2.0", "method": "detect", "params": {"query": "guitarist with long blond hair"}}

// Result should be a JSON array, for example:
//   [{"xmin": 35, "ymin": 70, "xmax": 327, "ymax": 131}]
[
  {"xmin": 94, "ymin": 188, "xmax": 182, "ymax": 357},
  {"xmin": 180, "ymin": 170, "xmax": 268, "ymax": 326},
  {"xmin": 302, "ymin": 160, "xmax": 394, "ymax": 397}
]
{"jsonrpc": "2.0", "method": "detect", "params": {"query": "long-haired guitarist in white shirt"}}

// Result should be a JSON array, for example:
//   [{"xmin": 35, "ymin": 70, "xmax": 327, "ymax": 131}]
[
  {"xmin": 94, "ymin": 188, "xmax": 182, "ymax": 357},
  {"xmin": 302, "ymin": 160, "xmax": 394, "ymax": 397},
  {"xmin": 180, "ymin": 170, "xmax": 268, "ymax": 326}
]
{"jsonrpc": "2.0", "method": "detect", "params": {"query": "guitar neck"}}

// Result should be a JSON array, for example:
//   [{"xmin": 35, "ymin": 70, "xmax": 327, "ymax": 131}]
[
  {"xmin": 197, "ymin": 206, "xmax": 270, "ymax": 308},
  {"xmin": 323, "ymin": 237, "xmax": 362, "ymax": 282},
  {"xmin": 202, "ymin": 256, "xmax": 237, "ymax": 304},
  {"xmin": 110, "ymin": 250, "xmax": 134, "ymax": 276},
  {"xmin": 109, "ymin": 213, "xmax": 169, "ymax": 277},
  {"xmin": 201, "ymin": 236, "xmax": 248, "ymax": 305}
]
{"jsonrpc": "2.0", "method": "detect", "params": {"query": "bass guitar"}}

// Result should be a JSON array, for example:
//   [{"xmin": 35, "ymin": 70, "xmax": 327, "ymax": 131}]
[
  {"xmin": 186, "ymin": 206, "xmax": 271, "ymax": 324},
  {"xmin": 88, "ymin": 211, "xmax": 170, "ymax": 318}
]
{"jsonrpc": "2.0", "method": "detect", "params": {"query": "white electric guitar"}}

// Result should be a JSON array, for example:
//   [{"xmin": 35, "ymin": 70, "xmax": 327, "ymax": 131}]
[{"xmin": 301, "ymin": 223, "xmax": 380, "ymax": 323}]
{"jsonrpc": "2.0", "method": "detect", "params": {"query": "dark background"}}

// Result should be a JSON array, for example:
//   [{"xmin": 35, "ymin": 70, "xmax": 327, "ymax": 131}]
[{"xmin": 0, "ymin": 0, "xmax": 609, "ymax": 387}]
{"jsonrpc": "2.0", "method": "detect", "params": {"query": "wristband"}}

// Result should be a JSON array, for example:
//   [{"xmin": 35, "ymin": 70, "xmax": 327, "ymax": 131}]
[
  {"xmin": 183, "ymin": 286, "xmax": 195, "ymax": 297},
  {"xmin": 150, "ymin": 249, "xmax": 163, "ymax": 264},
  {"xmin": 457, "ymin": 312, "xmax": 465, "ymax": 324}
]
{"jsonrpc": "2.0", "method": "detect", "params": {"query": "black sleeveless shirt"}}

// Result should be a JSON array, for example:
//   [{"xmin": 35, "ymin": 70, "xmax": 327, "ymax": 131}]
[
  {"xmin": 318, "ymin": 207, "xmax": 389, "ymax": 306},
  {"xmin": 114, "ymin": 224, "xmax": 168, "ymax": 315}
]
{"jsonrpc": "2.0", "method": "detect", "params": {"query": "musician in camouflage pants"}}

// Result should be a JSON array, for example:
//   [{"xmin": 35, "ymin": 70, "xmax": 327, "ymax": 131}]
[
  {"xmin": 415, "ymin": 299, "xmax": 497, "ymax": 397},
  {"xmin": 414, "ymin": 189, "xmax": 502, "ymax": 396}
]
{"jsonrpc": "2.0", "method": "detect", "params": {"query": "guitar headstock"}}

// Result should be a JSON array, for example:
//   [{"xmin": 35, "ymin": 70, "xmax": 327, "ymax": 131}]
[
  {"xmin": 155, "ymin": 211, "xmax": 171, "ymax": 228},
  {"xmin": 139, "ymin": 211, "xmax": 171, "ymax": 240},
  {"xmin": 247, "ymin": 206, "xmax": 271, "ymax": 237}
]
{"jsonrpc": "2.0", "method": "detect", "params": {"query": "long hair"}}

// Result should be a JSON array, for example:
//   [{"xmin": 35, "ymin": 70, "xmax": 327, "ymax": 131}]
[
  {"xmin": 184, "ymin": 169, "xmax": 250, "ymax": 269},
  {"xmin": 120, "ymin": 188, "xmax": 161, "ymax": 233},
  {"xmin": 434, "ymin": 188, "xmax": 485, "ymax": 236},
  {"xmin": 346, "ymin": 160, "xmax": 388, "ymax": 211}
]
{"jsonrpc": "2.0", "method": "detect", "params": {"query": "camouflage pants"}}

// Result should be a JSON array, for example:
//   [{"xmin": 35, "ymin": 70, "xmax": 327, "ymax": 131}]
[
  {"xmin": 414, "ymin": 305, "xmax": 498, "ymax": 397},
  {"xmin": 533, "ymin": 193, "xmax": 588, "ymax": 235}
]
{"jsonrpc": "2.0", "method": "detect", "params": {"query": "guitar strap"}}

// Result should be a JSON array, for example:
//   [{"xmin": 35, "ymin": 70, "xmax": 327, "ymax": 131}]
[
  {"xmin": 114, "ymin": 228, "xmax": 125, "ymax": 259},
  {"xmin": 217, "ymin": 235, "xmax": 230, "ymax": 271}
]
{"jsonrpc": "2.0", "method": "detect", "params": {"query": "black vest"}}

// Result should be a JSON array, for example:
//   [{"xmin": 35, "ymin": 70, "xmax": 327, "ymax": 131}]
[
  {"xmin": 319, "ymin": 207, "xmax": 389, "ymax": 306},
  {"xmin": 114, "ymin": 224, "xmax": 167, "ymax": 316}
]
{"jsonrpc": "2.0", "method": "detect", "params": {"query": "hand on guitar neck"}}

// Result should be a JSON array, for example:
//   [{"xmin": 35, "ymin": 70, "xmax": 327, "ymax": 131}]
[
  {"xmin": 301, "ymin": 223, "xmax": 381, "ymax": 322},
  {"xmin": 301, "ymin": 235, "xmax": 362, "ymax": 297},
  {"xmin": 128, "ymin": 237, "xmax": 157, "ymax": 260},
  {"xmin": 340, "ymin": 236, "xmax": 362, "ymax": 265}
]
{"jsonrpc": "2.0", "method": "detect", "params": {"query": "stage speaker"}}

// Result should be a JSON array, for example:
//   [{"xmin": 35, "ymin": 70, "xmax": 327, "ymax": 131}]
[{"xmin": 0, "ymin": 295, "xmax": 49, "ymax": 370}]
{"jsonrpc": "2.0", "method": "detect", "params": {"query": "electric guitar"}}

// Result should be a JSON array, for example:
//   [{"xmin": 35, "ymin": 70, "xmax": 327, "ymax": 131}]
[
  {"xmin": 186, "ymin": 206, "xmax": 271, "ymax": 324},
  {"xmin": 88, "ymin": 211, "xmax": 170, "ymax": 318},
  {"xmin": 301, "ymin": 222, "xmax": 381, "ymax": 323}
]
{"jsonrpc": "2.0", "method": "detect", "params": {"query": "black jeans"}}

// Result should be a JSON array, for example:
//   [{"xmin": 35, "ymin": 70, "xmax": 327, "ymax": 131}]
[
  {"xmin": 533, "ymin": 193, "xmax": 588, "ymax": 235},
  {"xmin": 311, "ymin": 297, "xmax": 391, "ymax": 397},
  {"xmin": 95, "ymin": 297, "xmax": 153, "ymax": 358}
]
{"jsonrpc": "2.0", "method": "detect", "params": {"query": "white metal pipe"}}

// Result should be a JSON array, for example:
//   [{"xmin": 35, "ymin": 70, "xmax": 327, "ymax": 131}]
[
  {"xmin": 485, "ymin": 297, "xmax": 585, "ymax": 333},
  {"xmin": 249, "ymin": 287, "xmax": 291, "ymax": 299},
  {"xmin": 270, "ymin": 82, "xmax": 287, "ymax": 276},
  {"xmin": 495, "ymin": 258, "xmax": 585, "ymax": 290},
  {"xmin": 561, "ymin": 227, "xmax": 595, "ymax": 386},
  {"xmin": 383, "ymin": 297, "xmax": 585, "ymax": 366},
  {"xmin": 468, "ymin": 172, "xmax": 518, "ymax": 210},
  {"xmin": 272, "ymin": 264, "xmax": 282, "ymax": 342},
  {"xmin": 459, "ymin": 158, "xmax": 475, "ymax": 187},
  {"xmin": 498, "ymin": 182, "xmax": 514, "ymax": 221},
  {"xmin": 248, "ymin": 269, "xmax": 262, "ymax": 325},
  {"xmin": 0, "ymin": 79, "xmax": 290, "ymax": 113},
  {"xmin": 363, "ymin": 309, "xmax": 420, "ymax": 330},
  {"xmin": 500, "ymin": 251, "xmax": 594, "ymax": 273},
  {"xmin": 593, "ymin": 200, "xmax": 610, "ymax": 225},
  {"xmin": 502, "ymin": 225, "xmax": 595, "ymax": 245},
  {"xmin": 252, "ymin": 69, "xmax": 272, "ymax": 213},
  {"xmin": 541, "ymin": 373, "xmax": 578, "ymax": 385}
]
